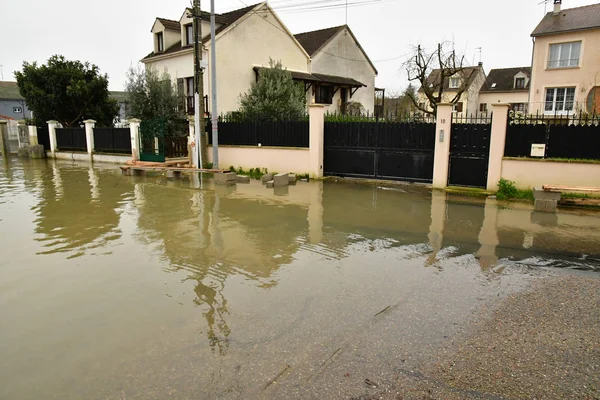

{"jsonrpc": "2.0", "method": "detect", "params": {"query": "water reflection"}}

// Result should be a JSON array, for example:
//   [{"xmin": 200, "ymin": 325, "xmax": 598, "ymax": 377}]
[{"xmin": 31, "ymin": 163, "xmax": 132, "ymax": 257}]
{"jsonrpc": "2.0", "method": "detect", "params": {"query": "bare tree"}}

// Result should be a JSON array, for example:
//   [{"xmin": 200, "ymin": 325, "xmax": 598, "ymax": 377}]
[{"xmin": 404, "ymin": 42, "xmax": 469, "ymax": 116}]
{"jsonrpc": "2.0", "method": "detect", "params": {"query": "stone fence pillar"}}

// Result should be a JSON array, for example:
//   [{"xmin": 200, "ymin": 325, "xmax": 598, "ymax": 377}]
[
  {"xmin": 309, "ymin": 104, "xmax": 326, "ymax": 178},
  {"xmin": 16, "ymin": 120, "xmax": 29, "ymax": 148},
  {"xmin": 84, "ymin": 119, "xmax": 96, "ymax": 161},
  {"xmin": 28, "ymin": 125, "xmax": 39, "ymax": 145},
  {"xmin": 188, "ymin": 116, "xmax": 195, "ymax": 166},
  {"xmin": 432, "ymin": 103, "xmax": 453, "ymax": 189},
  {"xmin": 486, "ymin": 104, "xmax": 511, "ymax": 191},
  {"xmin": 0, "ymin": 120, "xmax": 8, "ymax": 157},
  {"xmin": 47, "ymin": 120, "xmax": 59, "ymax": 156},
  {"xmin": 129, "ymin": 118, "xmax": 141, "ymax": 161}
]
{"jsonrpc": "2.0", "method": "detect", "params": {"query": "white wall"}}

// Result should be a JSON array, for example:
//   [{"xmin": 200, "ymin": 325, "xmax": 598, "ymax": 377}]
[
  {"xmin": 207, "ymin": 145, "xmax": 310, "ymax": 174},
  {"xmin": 310, "ymin": 28, "xmax": 376, "ymax": 114},
  {"xmin": 502, "ymin": 159, "xmax": 600, "ymax": 189},
  {"xmin": 211, "ymin": 5, "xmax": 309, "ymax": 113}
]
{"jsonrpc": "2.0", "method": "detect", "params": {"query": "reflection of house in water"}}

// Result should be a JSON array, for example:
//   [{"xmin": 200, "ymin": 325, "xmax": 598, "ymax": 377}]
[
  {"xmin": 32, "ymin": 164, "xmax": 133, "ymax": 257},
  {"xmin": 132, "ymin": 182, "xmax": 312, "ymax": 354}
]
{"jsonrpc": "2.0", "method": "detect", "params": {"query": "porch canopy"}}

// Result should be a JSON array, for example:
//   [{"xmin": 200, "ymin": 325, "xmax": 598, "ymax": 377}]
[{"xmin": 252, "ymin": 67, "xmax": 366, "ymax": 97}]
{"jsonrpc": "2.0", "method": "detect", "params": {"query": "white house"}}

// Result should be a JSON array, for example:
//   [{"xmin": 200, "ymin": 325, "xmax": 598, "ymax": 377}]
[
  {"xmin": 294, "ymin": 25, "xmax": 377, "ymax": 114},
  {"xmin": 141, "ymin": 2, "xmax": 377, "ymax": 115},
  {"xmin": 478, "ymin": 67, "xmax": 531, "ymax": 113}
]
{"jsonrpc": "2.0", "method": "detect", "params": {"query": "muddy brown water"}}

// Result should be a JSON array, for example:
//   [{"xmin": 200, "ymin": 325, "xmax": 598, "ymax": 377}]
[{"xmin": 1, "ymin": 158, "xmax": 599, "ymax": 400}]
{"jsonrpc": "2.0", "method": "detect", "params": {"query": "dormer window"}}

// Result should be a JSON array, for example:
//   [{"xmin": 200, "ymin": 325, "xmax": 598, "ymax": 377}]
[
  {"xmin": 515, "ymin": 77, "xmax": 525, "ymax": 89},
  {"xmin": 185, "ymin": 24, "xmax": 193, "ymax": 46},
  {"xmin": 156, "ymin": 32, "xmax": 164, "ymax": 52},
  {"xmin": 449, "ymin": 77, "xmax": 460, "ymax": 89}
]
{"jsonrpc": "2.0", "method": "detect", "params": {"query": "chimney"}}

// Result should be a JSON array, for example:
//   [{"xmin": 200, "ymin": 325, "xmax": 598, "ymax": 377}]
[
  {"xmin": 553, "ymin": 0, "xmax": 562, "ymax": 15},
  {"xmin": 478, "ymin": 62, "xmax": 483, "ymax": 67}
]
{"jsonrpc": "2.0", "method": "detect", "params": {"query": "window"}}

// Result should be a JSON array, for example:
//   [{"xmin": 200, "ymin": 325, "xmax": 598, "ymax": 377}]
[
  {"xmin": 544, "ymin": 87, "xmax": 576, "ymax": 113},
  {"xmin": 512, "ymin": 103, "xmax": 528, "ymax": 113},
  {"xmin": 479, "ymin": 103, "xmax": 487, "ymax": 113},
  {"xmin": 186, "ymin": 77, "xmax": 194, "ymax": 96},
  {"xmin": 547, "ymin": 41, "xmax": 581, "ymax": 68},
  {"xmin": 454, "ymin": 102, "xmax": 463, "ymax": 113},
  {"xmin": 515, "ymin": 78, "xmax": 525, "ymax": 89},
  {"xmin": 315, "ymin": 85, "xmax": 333, "ymax": 104},
  {"xmin": 156, "ymin": 32, "xmax": 164, "ymax": 52},
  {"xmin": 185, "ymin": 24, "xmax": 193, "ymax": 46},
  {"xmin": 13, "ymin": 106, "xmax": 22, "ymax": 113},
  {"xmin": 449, "ymin": 77, "xmax": 460, "ymax": 89}
]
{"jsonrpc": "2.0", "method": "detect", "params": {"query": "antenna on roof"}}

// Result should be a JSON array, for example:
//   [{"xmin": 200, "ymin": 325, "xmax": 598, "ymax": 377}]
[
  {"xmin": 472, "ymin": 47, "xmax": 482, "ymax": 66},
  {"xmin": 538, "ymin": 0, "xmax": 550, "ymax": 14},
  {"xmin": 345, "ymin": 0, "xmax": 348, "ymax": 25}
]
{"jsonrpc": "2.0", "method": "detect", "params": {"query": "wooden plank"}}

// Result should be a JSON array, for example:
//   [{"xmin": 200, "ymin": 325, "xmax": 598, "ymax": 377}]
[
  {"xmin": 559, "ymin": 198, "xmax": 600, "ymax": 207},
  {"xmin": 120, "ymin": 165, "xmax": 225, "ymax": 173},
  {"xmin": 543, "ymin": 184, "xmax": 600, "ymax": 193}
]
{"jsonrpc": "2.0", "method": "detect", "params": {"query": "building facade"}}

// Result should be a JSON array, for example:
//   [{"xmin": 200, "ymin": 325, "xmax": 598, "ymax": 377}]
[
  {"xmin": 529, "ymin": 1, "xmax": 600, "ymax": 114},
  {"xmin": 479, "ymin": 67, "xmax": 531, "ymax": 113}
]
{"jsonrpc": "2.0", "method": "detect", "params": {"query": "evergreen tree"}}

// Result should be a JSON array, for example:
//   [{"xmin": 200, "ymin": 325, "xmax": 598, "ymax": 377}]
[{"xmin": 239, "ymin": 59, "xmax": 306, "ymax": 121}]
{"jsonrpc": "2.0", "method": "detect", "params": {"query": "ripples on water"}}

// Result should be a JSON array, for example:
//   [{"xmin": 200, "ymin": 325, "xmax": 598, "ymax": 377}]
[{"xmin": 1, "ymin": 158, "xmax": 600, "ymax": 399}]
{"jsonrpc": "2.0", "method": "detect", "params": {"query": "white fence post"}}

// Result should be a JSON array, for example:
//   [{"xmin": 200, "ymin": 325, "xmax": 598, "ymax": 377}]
[
  {"xmin": 128, "ymin": 118, "xmax": 141, "ymax": 161},
  {"xmin": 28, "ymin": 125, "xmax": 39, "ymax": 145},
  {"xmin": 84, "ymin": 119, "xmax": 96, "ymax": 161},
  {"xmin": 486, "ymin": 104, "xmax": 511, "ymax": 191},
  {"xmin": 188, "ymin": 116, "xmax": 195, "ymax": 166},
  {"xmin": 432, "ymin": 103, "xmax": 453, "ymax": 189},
  {"xmin": 47, "ymin": 120, "xmax": 59, "ymax": 157},
  {"xmin": 309, "ymin": 104, "xmax": 325, "ymax": 178},
  {"xmin": 16, "ymin": 120, "xmax": 28, "ymax": 148},
  {"xmin": 0, "ymin": 120, "xmax": 8, "ymax": 157}
]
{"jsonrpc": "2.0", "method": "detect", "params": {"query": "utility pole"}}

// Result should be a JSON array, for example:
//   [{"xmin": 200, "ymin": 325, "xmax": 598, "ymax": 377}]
[
  {"xmin": 210, "ymin": 0, "xmax": 219, "ymax": 169},
  {"xmin": 193, "ymin": 0, "xmax": 208, "ymax": 168}
]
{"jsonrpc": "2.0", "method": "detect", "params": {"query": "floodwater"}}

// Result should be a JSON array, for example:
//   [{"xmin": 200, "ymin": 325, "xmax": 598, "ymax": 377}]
[{"xmin": 1, "ymin": 158, "xmax": 599, "ymax": 400}]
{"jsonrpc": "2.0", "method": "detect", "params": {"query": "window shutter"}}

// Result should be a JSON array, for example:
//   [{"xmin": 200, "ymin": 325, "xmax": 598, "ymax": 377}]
[{"xmin": 177, "ymin": 78, "xmax": 184, "ymax": 97}]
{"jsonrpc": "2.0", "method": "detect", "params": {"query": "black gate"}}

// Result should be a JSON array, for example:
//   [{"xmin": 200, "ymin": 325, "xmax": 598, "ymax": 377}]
[
  {"xmin": 324, "ymin": 119, "xmax": 436, "ymax": 183},
  {"xmin": 448, "ymin": 115, "xmax": 491, "ymax": 188}
]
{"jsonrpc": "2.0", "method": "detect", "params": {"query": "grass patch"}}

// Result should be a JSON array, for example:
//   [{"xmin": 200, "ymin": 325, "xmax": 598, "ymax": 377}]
[
  {"xmin": 228, "ymin": 166, "xmax": 269, "ymax": 180},
  {"xmin": 496, "ymin": 178, "xmax": 534, "ymax": 202}
]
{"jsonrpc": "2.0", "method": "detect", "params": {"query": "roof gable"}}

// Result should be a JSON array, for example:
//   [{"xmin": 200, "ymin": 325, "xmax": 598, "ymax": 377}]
[
  {"xmin": 294, "ymin": 25, "xmax": 345, "ymax": 56},
  {"xmin": 480, "ymin": 67, "xmax": 531, "ymax": 92},
  {"xmin": 532, "ymin": 3, "xmax": 600, "ymax": 37},
  {"xmin": 294, "ymin": 25, "xmax": 378, "ymax": 75}
]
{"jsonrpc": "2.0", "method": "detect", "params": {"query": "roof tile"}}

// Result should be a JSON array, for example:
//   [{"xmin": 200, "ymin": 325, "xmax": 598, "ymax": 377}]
[{"xmin": 532, "ymin": 3, "xmax": 600, "ymax": 36}]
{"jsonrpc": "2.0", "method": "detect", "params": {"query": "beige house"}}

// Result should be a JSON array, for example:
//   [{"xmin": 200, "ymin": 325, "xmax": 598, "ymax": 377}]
[
  {"xmin": 417, "ymin": 64, "xmax": 487, "ymax": 115},
  {"xmin": 142, "ymin": 3, "xmax": 377, "ymax": 115},
  {"xmin": 294, "ymin": 25, "xmax": 377, "ymax": 114},
  {"xmin": 529, "ymin": 1, "xmax": 600, "ymax": 114},
  {"xmin": 478, "ymin": 67, "xmax": 531, "ymax": 113}
]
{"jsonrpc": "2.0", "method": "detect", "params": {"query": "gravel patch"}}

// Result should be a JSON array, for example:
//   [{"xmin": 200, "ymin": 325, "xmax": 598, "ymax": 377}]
[{"xmin": 371, "ymin": 275, "xmax": 600, "ymax": 400}]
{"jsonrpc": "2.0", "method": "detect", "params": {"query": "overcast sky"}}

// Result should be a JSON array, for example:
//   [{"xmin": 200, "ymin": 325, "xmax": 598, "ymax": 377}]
[{"xmin": 1, "ymin": 0, "xmax": 597, "ymax": 94}]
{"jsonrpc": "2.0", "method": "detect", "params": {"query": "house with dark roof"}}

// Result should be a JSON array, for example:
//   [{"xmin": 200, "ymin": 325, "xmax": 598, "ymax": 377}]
[
  {"xmin": 142, "ymin": 2, "xmax": 377, "ymax": 114},
  {"xmin": 417, "ymin": 64, "xmax": 487, "ymax": 115},
  {"xmin": 0, "ymin": 82, "xmax": 32, "ymax": 120},
  {"xmin": 479, "ymin": 67, "xmax": 531, "ymax": 113},
  {"xmin": 294, "ymin": 25, "xmax": 377, "ymax": 114},
  {"xmin": 529, "ymin": 0, "xmax": 600, "ymax": 114}
]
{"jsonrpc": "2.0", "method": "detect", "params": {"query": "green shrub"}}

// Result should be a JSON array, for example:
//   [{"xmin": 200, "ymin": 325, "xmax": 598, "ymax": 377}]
[{"xmin": 497, "ymin": 178, "xmax": 534, "ymax": 202}]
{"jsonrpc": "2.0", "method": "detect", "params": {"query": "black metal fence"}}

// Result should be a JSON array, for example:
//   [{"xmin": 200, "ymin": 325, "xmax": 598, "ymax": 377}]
[
  {"xmin": 448, "ymin": 113, "xmax": 492, "ymax": 188},
  {"xmin": 37, "ymin": 126, "xmax": 51, "ymax": 150},
  {"xmin": 165, "ymin": 136, "xmax": 188, "ymax": 158},
  {"xmin": 505, "ymin": 111, "xmax": 600, "ymax": 159},
  {"xmin": 55, "ymin": 128, "xmax": 87, "ymax": 151},
  {"xmin": 93, "ymin": 128, "xmax": 131, "ymax": 154},
  {"xmin": 207, "ymin": 118, "xmax": 309, "ymax": 148}
]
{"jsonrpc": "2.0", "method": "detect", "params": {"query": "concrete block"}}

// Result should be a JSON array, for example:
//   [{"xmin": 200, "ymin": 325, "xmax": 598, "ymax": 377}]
[
  {"xmin": 533, "ymin": 187, "xmax": 561, "ymax": 201},
  {"xmin": 215, "ymin": 172, "xmax": 236, "ymax": 184},
  {"xmin": 534, "ymin": 199, "xmax": 558, "ymax": 212},
  {"xmin": 28, "ymin": 145, "xmax": 45, "ymax": 159},
  {"xmin": 261, "ymin": 173, "xmax": 274, "ymax": 184},
  {"xmin": 273, "ymin": 173, "xmax": 289, "ymax": 187},
  {"xmin": 166, "ymin": 170, "xmax": 175, "ymax": 179},
  {"xmin": 530, "ymin": 211, "xmax": 558, "ymax": 227},
  {"xmin": 300, "ymin": 178, "xmax": 309, "ymax": 183},
  {"xmin": 274, "ymin": 186, "xmax": 289, "ymax": 196},
  {"xmin": 17, "ymin": 147, "xmax": 29, "ymax": 158},
  {"xmin": 236, "ymin": 175, "xmax": 251, "ymax": 184},
  {"xmin": 266, "ymin": 180, "xmax": 274, "ymax": 189},
  {"xmin": 173, "ymin": 171, "xmax": 182, "ymax": 179},
  {"xmin": 288, "ymin": 174, "xmax": 297, "ymax": 185}
]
